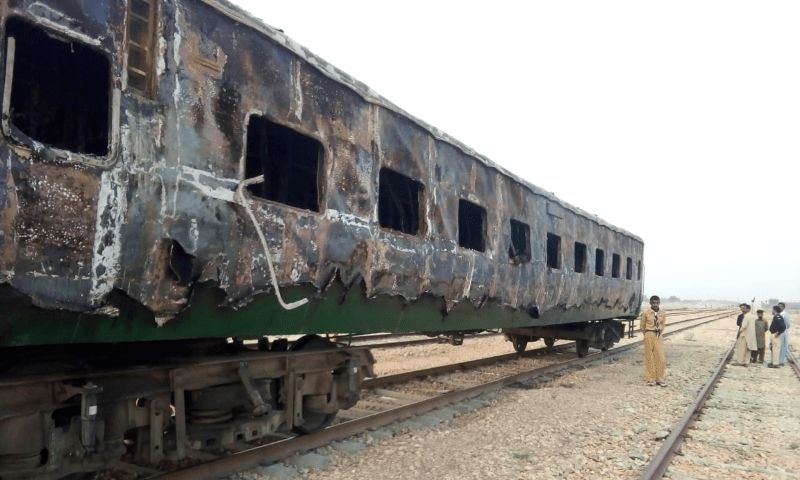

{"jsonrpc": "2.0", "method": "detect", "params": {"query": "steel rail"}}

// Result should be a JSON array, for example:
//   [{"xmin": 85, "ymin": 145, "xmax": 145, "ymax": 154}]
[
  {"xmin": 357, "ymin": 334, "xmax": 495, "ymax": 350},
  {"xmin": 331, "ymin": 331, "xmax": 496, "ymax": 343},
  {"xmin": 638, "ymin": 344, "xmax": 734, "ymax": 480},
  {"xmin": 360, "ymin": 309, "xmax": 729, "ymax": 350},
  {"xmin": 155, "ymin": 311, "xmax": 734, "ymax": 480},
  {"xmin": 787, "ymin": 350, "xmax": 800, "ymax": 379},
  {"xmin": 0, "ymin": 310, "xmax": 729, "ymax": 388},
  {"xmin": 334, "ymin": 308, "xmax": 702, "ymax": 345},
  {"xmin": 364, "ymin": 311, "xmax": 733, "ymax": 389},
  {"xmin": 363, "ymin": 343, "xmax": 575, "ymax": 389}
]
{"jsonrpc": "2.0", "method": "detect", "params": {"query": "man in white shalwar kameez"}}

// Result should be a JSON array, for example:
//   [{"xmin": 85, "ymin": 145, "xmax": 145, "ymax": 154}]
[{"xmin": 734, "ymin": 305, "xmax": 757, "ymax": 366}]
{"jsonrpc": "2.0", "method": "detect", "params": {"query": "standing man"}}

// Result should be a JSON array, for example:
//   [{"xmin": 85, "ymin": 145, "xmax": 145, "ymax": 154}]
[
  {"xmin": 733, "ymin": 304, "xmax": 757, "ymax": 366},
  {"xmin": 639, "ymin": 295, "xmax": 667, "ymax": 386},
  {"xmin": 736, "ymin": 303, "xmax": 748, "ymax": 329},
  {"xmin": 752, "ymin": 310, "xmax": 768, "ymax": 364},
  {"xmin": 778, "ymin": 302, "xmax": 791, "ymax": 366},
  {"xmin": 768, "ymin": 305, "xmax": 787, "ymax": 368}
]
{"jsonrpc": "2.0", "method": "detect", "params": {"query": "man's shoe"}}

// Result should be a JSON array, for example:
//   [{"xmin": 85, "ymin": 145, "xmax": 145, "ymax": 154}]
[
  {"xmin": 646, "ymin": 381, "xmax": 656, "ymax": 386},
  {"xmin": 656, "ymin": 382, "xmax": 668, "ymax": 387}
]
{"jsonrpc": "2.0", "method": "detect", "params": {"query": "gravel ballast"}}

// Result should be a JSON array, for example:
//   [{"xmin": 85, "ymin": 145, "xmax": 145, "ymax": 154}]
[{"xmin": 230, "ymin": 316, "xmax": 778, "ymax": 480}]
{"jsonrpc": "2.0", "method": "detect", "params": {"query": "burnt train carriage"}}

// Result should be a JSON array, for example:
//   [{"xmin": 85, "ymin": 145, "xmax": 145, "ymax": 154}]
[{"xmin": 0, "ymin": 0, "xmax": 643, "ymax": 477}]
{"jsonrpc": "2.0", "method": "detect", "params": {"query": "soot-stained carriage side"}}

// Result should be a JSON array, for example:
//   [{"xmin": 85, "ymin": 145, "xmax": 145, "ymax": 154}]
[
  {"xmin": 0, "ymin": 0, "xmax": 642, "ymax": 477},
  {"xmin": 0, "ymin": 0, "xmax": 642, "ymax": 347}
]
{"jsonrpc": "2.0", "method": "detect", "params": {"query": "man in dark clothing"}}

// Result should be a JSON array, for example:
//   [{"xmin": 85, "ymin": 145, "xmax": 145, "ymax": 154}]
[
  {"xmin": 751, "ymin": 309, "xmax": 768, "ymax": 363},
  {"xmin": 768, "ymin": 305, "xmax": 787, "ymax": 368}
]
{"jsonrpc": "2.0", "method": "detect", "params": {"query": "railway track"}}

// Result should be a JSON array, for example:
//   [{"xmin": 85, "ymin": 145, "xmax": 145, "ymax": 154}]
[
  {"xmin": 150, "ymin": 309, "xmax": 734, "ymax": 480},
  {"xmin": 640, "ymin": 345, "xmax": 800, "ymax": 479},
  {"xmin": 333, "ymin": 308, "xmax": 720, "ymax": 350}
]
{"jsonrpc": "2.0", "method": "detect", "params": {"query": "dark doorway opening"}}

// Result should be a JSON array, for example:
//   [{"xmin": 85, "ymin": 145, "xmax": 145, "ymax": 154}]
[
  {"xmin": 612, "ymin": 254, "xmax": 621, "ymax": 278},
  {"xmin": 508, "ymin": 219, "xmax": 531, "ymax": 264},
  {"xmin": 574, "ymin": 242, "xmax": 587, "ymax": 273},
  {"xmin": 626, "ymin": 257, "xmax": 633, "ymax": 280},
  {"xmin": 595, "ymin": 248, "xmax": 605, "ymax": 276},
  {"xmin": 546, "ymin": 233, "xmax": 561, "ymax": 269}
]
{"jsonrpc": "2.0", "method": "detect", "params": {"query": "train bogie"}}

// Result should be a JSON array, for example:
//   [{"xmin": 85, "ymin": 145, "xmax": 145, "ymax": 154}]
[{"xmin": 0, "ymin": 339, "xmax": 373, "ymax": 479}]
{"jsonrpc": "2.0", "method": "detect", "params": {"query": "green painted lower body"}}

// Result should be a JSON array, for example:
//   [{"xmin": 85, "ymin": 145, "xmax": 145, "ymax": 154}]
[{"xmin": 0, "ymin": 282, "xmax": 634, "ymax": 347}]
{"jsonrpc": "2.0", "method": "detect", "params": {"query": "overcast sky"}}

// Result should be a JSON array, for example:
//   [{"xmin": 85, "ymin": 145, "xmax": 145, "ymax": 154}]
[{"xmin": 230, "ymin": 0, "xmax": 799, "ymax": 302}]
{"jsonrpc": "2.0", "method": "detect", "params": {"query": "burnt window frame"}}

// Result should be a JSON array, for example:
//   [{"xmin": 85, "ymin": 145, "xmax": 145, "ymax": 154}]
[
  {"xmin": 611, "ymin": 253, "xmax": 621, "ymax": 278},
  {"xmin": 1, "ymin": 16, "xmax": 120, "ymax": 165},
  {"xmin": 595, "ymin": 248, "xmax": 605, "ymax": 276},
  {"xmin": 125, "ymin": 0, "xmax": 160, "ymax": 97},
  {"xmin": 378, "ymin": 167, "xmax": 425, "ymax": 236},
  {"xmin": 508, "ymin": 218, "xmax": 531, "ymax": 264},
  {"xmin": 625, "ymin": 256, "xmax": 633, "ymax": 280},
  {"xmin": 574, "ymin": 241, "xmax": 587, "ymax": 273},
  {"xmin": 457, "ymin": 198, "xmax": 487, "ymax": 253},
  {"xmin": 637, "ymin": 260, "xmax": 642, "ymax": 280},
  {"xmin": 241, "ymin": 113, "xmax": 326, "ymax": 213},
  {"xmin": 546, "ymin": 232, "xmax": 561, "ymax": 270}
]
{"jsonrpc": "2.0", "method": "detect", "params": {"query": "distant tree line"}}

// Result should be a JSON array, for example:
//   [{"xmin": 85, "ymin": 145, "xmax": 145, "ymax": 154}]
[{"xmin": 649, "ymin": 296, "xmax": 798, "ymax": 308}]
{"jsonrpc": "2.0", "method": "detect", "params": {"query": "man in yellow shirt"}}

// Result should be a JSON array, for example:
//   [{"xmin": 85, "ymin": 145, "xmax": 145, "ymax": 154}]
[{"xmin": 639, "ymin": 295, "xmax": 667, "ymax": 386}]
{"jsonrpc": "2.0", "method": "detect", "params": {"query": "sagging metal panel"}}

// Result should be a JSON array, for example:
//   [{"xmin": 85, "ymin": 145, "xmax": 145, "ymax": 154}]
[{"xmin": 0, "ymin": 0, "xmax": 644, "ymax": 339}]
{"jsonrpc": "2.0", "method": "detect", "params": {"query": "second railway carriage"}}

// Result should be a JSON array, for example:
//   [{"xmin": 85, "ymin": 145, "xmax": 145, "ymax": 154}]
[{"xmin": 0, "ymin": 0, "xmax": 643, "ymax": 477}]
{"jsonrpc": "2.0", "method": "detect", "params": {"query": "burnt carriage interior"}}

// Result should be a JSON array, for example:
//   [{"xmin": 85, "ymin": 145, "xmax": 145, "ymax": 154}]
[
  {"xmin": 626, "ymin": 256, "xmax": 633, "ymax": 280},
  {"xmin": 595, "ymin": 248, "xmax": 605, "ymax": 276},
  {"xmin": 245, "ymin": 115, "xmax": 323, "ymax": 211},
  {"xmin": 378, "ymin": 168, "xmax": 423, "ymax": 235},
  {"xmin": 458, "ymin": 199, "xmax": 487, "ymax": 252},
  {"xmin": 612, "ymin": 253, "xmax": 621, "ymax": 278},
  {"xmin": 4, "ymin": 17, "xmax": 110, "ymax": 155},
  {"xmin": 508, "ymin": 219, "xmax": 531, "ymax": 263},
  {"xmin": 546, "ymin": 233, "xmax": 561, "ymax": 269},
  {"xmin": 574, "ymin": 242, "xmax": 587, "ymax": 273}
]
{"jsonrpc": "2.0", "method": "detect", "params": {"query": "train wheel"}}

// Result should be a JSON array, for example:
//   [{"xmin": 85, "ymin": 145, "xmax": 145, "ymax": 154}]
[
  {"xmin": 544, "ymin": 337, "xmax": 556, "ymax": 348},
  {"xmin": 1, "ymin": 356, "xmax": 95, "ymax": 480},
  {"xmin": 289, "ymin": 335, "xmax": 338, "ymax": 434},
  {"xmin": 511, "ymin": 335, "xmax": 528, "ymax": 353},
  {"xmin": 576, "ymin": 339, "xmax": 589, "ymax": 357}
]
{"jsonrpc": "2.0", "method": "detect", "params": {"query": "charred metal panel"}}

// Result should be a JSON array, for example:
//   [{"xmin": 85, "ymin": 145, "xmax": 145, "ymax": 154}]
[
  {"xmin": 0, "ymin": 0, "xmax": 645, "ymax": 345},
  {"xmin": 0, "ymin": 0, "xmax": 125, "ymax": 312}
]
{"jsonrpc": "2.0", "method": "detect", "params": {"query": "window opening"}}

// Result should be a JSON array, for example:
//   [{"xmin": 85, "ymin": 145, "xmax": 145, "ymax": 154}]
[
  {"xmin": 508, "ymin": 219, "xmax": 531, "ymax": 264},
  {"xmin": 638, "ymin": 260, "xmax": 642, "ymax": 280},
  {"xmin": 595, "ymin": 248, "xmax": 605, "ymax": 276},
  {"xmin": 626, "ymin": 257, "xmax": 633, "ymax": 280},
  {"xmin": 4, "ymin": 18, "xmax": 110, "ymax": 155},
  {"xmin": 378, "ymin": 168, "xmax": 423, "ymax": 235},
  {"xmin": 612, "ymin": 254, "xmax": 621, "ymax": 278},
  {"xmin": 126, "ymin": 0, "xmax": 158, "ymax": 95},
  {"xmin": 245, "ymin": 115, "xmax": 323, "ymax": 212},
  {"xmin": 574, "ymin": 242, "xmax": 587, "ymax": 273},
  {"xmin": 458, "ymin": 199, "xmax": 486, "ymax": 252},
  {"xmin": 546, "ymin": 233, "xmax": 561, "ymax": 269}
]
